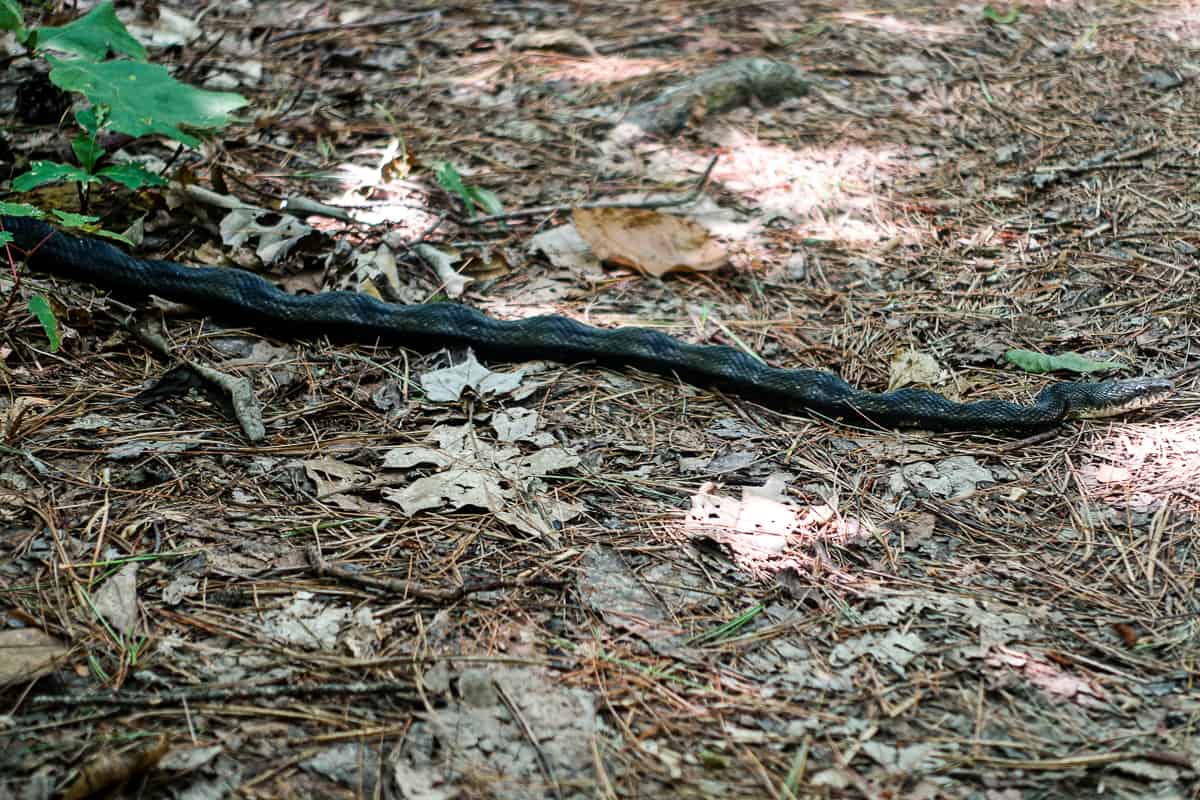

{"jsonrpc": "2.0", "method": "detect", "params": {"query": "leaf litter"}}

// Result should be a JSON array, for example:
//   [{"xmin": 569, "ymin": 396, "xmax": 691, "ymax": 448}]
[{"xmin": 2, "ymin": 1, "xmax": 1198, "ymax": 799}]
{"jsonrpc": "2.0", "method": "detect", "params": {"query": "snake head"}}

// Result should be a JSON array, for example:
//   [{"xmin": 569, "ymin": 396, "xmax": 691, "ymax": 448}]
[{"xmin": 1064, "ymin": 377, "xmax": 1174, "ymax": 419}]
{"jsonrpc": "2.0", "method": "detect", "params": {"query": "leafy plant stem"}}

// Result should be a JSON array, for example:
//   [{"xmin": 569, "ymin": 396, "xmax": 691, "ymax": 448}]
[
  {"xmin": 0, "ymin": 248, "xmax": 20, "ymax": 321},
  {"xmin": 0, "ymin": 221, "xmax": 56, "ymax": 334}
]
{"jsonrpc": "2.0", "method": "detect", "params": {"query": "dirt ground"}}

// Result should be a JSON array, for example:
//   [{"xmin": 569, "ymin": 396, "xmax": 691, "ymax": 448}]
[{"xmin": 2, "ymin": 1, "xmax": 1199, "ymax": 798}]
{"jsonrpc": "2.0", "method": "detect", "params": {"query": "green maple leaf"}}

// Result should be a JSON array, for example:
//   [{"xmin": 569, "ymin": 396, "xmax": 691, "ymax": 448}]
[
  {"xmin": 32, "ymin": 2, "xmax": 146, "ymax": 61},
  {"xmin": 48, "ymin": 56, "xmax": 247, "ymax": 147}
]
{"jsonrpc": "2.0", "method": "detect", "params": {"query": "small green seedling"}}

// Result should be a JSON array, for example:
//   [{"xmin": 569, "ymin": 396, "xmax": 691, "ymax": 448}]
[
  {"xmin": 982, "ymin": 5, "xmax": 1020, "ymax": 24},
  {"xmin": 13, "ymin": 106, "xmax": 168, "ymax": 201},
  {"xmin": 434, "ymin": 161, "xmax": 504, "ymax": 218}
]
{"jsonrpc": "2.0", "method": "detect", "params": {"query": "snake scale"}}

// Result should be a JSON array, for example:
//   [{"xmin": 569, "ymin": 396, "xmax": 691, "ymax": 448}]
[{"xmin": 1, "ymin": 215, "xmax": 1173, "ymax": 433}]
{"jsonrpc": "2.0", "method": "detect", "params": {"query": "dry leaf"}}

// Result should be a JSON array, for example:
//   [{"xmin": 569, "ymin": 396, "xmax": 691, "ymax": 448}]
[
  {"xmin": 0, "ymin": 628, "xmax": 69, "ymax": 687},
  {"xmin": 62, "ymin": 734, "xmax": 170, "ymax": 800},
  {"xmin": 304, "ymin": 457, "xmax": 372, "ymax": 497},
  {"xmin": 510, "ymin": 29, "xmax": 598, "ymax": 56},
  {"xmin": 888, "ymin": 350, "xmax": 944, "ymax": 391},
  {"xmin": 219, "ymin": 209, "xmax": 313, "ymax": 265},
  {"xmin": 2, "ymin": 396, "xmax": 52, "ymax": 441},
  {"xmin": 572, "ymin": 208, "xmax": 727, "ymax": 277},
  {"xmin": 92, "ymin": 563, "xmax": 140, "ymax": 636}
]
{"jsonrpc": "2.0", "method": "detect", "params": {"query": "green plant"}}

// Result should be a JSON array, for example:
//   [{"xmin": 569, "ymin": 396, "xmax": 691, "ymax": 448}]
[
  {"xmin": 14, "ymin": 105, "xmax": 168, "ymax": 200},
  {"xmin": 982, "ymin": 5, "xmax": 1021, "ymax": 24},
  {"xmin": 1, "ymin": 1, "xmax": 247, "ymax": 347},
  {"xmin": 1, "ymin": 2, "xmax": 246, "ymax": 208},
  {"xmin": 434, "ymin": 161, "xmax": 504, "ymax": 218},
  {"xmin": 1005, "ymin": 349, "xmax": 1124, "ymax": 374}
]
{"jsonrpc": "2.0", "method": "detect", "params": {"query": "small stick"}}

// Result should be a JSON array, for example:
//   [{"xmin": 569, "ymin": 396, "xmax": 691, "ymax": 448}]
[
  {"xmin": 306, "ymin": 546, "xmax": 564, "ymax": 601},
  {"xmin": 495, "ymin": 679, "xmax": 563, "ymax": 800},
  {"xmin": 267, "ymin": 12, "xmax": 438, "ymax": 45},
  {"xmin": 30, "ymin": 680, "xmax": 419, "ymax": 708},
  {"xmin": 465, "ymin": 155, "xmax": 719, "ymax": 225}
]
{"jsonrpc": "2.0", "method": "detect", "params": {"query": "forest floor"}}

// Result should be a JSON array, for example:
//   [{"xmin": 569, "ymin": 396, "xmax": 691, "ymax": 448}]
[{"xmin": 2, "ymin": 1, "xmax": 1199, "ymax": 798}]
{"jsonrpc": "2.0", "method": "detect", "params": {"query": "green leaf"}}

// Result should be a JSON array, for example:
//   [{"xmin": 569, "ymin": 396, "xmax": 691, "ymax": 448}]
[
  {"xmin": 0, "ymin": 203, "xmax": 46, "ymax": 218},
  {"xmin": 28, "ymin": 294, "xmax": 62, "ymax": 353},
  {"xmin": 52, "ymin": 211, "xmax": 101, "ymax": 227},
  {"xmin": 91, "ymin": 228, "xmax": 134, "ymax": 245},
  {"xmin": 434, "ymin": 163, "xmax": 502, "ymax": 218},
  {"xmin": 0, "ymin": 232, "xmax": 11, "ymax": 247},
  {"xmin": 50, "ymin": 211, "xmax": 133, "ymax": 245},
  {"xmin": 434, "ymin": 161, "xmax": 476, "ymax": 215},
  {"xmin": 47, "ymin": 56, "xmax": 247, "ymax": 146},
  {"xmin": 31, "ymin": 2, "xmax": 146, "ymax": 61},
  {"xmin": 96, "ymin": 163, "xmax": 167, "ymax": 190},
  {"xmin": 75, "ymin": 106, "xmax": 106, "ymax": 137},
  {"xmin": 467, "ymin": 186, "xmax": 504, "ymax": 216},
  {"xmin": 1006, "ymin": 349, "xmax": 1123, "ymax": 374},
  {"xmin": 0, "ymin": 0, "xmax": 25, "ymax": 39},
  {"xmin": 12, "ymin": 161, "xmax": 95, "ymax": 191},
  {"xmin": 982, "ymin": 5, "xmax": 1020, "ymax": 24},
  {"xmin": 72, "ymin": 132, "xmax": 105, "ymax": 172}
]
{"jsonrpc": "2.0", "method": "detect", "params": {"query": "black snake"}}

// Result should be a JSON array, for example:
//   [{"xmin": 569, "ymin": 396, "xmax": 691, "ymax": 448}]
[{"xmin": 2, "ymin": 215, "xmax": 1172, "ymax": 432}]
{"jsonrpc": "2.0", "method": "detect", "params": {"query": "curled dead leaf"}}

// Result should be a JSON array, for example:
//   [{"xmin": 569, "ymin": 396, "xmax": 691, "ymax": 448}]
[
  {"xmin": 572, "ymin": 207, "xmax": 727, "ymax": 277},
  {"xmin": 887, "ymin": 350, "xmax": 944, "ymax": 391},
  {"xmin": 62, "ymin": 734, "xmax": 171, "ymax": 800}
]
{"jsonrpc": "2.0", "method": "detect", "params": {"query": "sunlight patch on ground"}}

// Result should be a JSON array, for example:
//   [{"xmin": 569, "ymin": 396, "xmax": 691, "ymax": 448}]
[
  {"xmin": 1143, "ymin": 0, "xmax": 1200, "ymax": 36},
  {"xmin": 695, "ymin": 130, "xmax": 923, "ymax": 245},
  {"xmin": 683, "ymin": 478, "xmax": 868, "ymax": 580},
  {"xmin": 326, "ymin": 156, "xmax": 441, "ymax": 236},
  {"xmin": 986, "ymin": 645, "xmax": 1110, "ymax": 708},
  {"xmin": 642, "ymin": 134, "xmax": 926, "ymax": 246},
  {"xmin": 533, "ymin": 54, "xmax": 674, "ymax": 85},
  {"xmin": 1079, "ymin": 419, "xmax": 1200, "ymax": 510},
  {"xmin": 833, "ymin": 11, "xmax": 968, "ymax": 43}
]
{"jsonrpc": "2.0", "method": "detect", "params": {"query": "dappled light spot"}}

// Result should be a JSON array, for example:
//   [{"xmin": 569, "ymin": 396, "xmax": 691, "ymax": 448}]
[
  {"xmin": 325, "ymin": 155, "xmax": 441, "ymax": 234},
  {"xmin": 649, "ymin": 132, "xmax": 925, "ymax": 246},
  {"xmin": 1079, "ymin": 420, "xmax": 1200, "ymax": 511},
  {"xmin": 534, "ymin": 55, "xmax": 672, "ymax": 85},
  {"xmin": 683, "ymin": 478, "xmax": 867, "ymax": 579},
  {"xmin": 1142, "ymin": 0, "xmax": 1200, "ymax": 35},
  {"xmin": 985, "ymin": 645, "xmax": 1110, "ymax": 708},
  {"xmin": 834, "ymin": 11, "xmax": 969, "ymax": 43}
]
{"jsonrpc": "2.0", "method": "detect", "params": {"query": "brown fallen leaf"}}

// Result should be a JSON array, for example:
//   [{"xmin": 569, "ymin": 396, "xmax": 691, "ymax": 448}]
[
  {"xmin": 887, "ymin": 349, "xmax": 945, "ymax": 391},
  {"xmin": 572, "ymin": 208, "xmax": 727, "ymax": 277},
  {"xmin": 62, "ymin": 734, "xmax": 171, "ymax": 800},
  {"xmin": 0, "ymin": 627, "xmax": 69, "ymax": 688},
  {"xmin": 2, "ymin": 396, "xmax": 52, "ymax": 442}
]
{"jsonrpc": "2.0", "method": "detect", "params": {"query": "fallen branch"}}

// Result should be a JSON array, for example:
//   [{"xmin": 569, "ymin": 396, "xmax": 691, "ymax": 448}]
[{"xmin": 465, "ymin": 155, "xmax": 719, "ymax": 225}]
